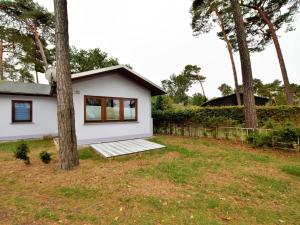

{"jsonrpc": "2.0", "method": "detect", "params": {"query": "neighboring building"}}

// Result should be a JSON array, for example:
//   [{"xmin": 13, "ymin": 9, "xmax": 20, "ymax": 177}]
[
  {"xmin": 0, "ymin": 65, "xmax": 165, "ymax": 145},
  {"xmin": 201, "ymin": 93, "xmax": 269, "ymax": 107}
]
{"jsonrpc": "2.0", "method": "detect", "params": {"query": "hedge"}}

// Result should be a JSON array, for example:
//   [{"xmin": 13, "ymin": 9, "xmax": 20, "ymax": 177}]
[{"xmin": 152, "ymin": 106, "xmax": 300, "ymax": 128}]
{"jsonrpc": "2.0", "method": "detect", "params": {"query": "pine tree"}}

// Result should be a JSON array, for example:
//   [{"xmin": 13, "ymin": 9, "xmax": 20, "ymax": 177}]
[
  {"xmin": 224, "ymin": 0, "xmax": 299, "ymax": 105},
  {"xmin": 191, "ymin": 0, "xmax": 241, "ymax": 105},
  {"xmin": 230, "ymin": 0, "xmax": 257, "ymax": 128},
  {"xmin": 0, "ymin": 0, "xmax": 54, "ymax": 72},
  {"xmin": 54, "ymin": 0, "xmax": 79, "ymax": 170}
]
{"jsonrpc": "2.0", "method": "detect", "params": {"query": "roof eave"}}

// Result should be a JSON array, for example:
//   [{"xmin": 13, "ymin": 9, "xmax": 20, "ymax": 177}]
[{"xmin": 71, "ymin": 65, "xmax": 166, "ymax": 96}]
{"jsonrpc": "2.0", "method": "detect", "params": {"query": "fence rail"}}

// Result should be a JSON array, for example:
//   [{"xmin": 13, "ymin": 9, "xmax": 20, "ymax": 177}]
[{"xmin": 154, "ymin": 124, "xmax": 300, "ymax": 151}]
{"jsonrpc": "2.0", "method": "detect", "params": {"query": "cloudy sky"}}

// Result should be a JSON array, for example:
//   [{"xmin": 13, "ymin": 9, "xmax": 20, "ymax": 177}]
[{"xmin": 37, "ymin": 0, "xmax": 300, "ymax": 98}]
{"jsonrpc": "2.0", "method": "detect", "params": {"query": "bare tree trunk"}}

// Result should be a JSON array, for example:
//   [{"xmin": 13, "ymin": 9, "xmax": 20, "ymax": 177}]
[
  {"xmin": 25, "ymin": 21, "xmax": 49, "ymax": 72},
  {"xmin": 214, "ymin": 9, "xmax": 241, "ymax": 105},
  {"xmin": 0, "ymin": 39, "xmax": 3, "ymax": 80},
  {"xmin": 54, "ymin": 0, "xmax": 79, "ymax": 170},
  {"xmin": 258, "ymin": 8, "xmax": 294, "ymax": 105},
  {"xmin": 32, "ymin": 26, "xmax": 49, "ymax": 71},
  {"xmin": 230, "ymin": 0, "xmax": 257, "ymax": 128},
  {"xmin": 35, "ymin": 70, "xmax": 39, "ymax": 83},
  {"xmin": 199, "ymin": 79, "xmax": 206, "ymax": 97}
]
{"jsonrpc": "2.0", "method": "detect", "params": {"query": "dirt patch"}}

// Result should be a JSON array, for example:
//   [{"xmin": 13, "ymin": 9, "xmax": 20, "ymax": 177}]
[
  {"xmin": 124, "ymin": 177, "xmax": 184, "ymax": 199},
  {"xmin": 202, "ymin": 170, "xmax": 236, "ymax": 187}
]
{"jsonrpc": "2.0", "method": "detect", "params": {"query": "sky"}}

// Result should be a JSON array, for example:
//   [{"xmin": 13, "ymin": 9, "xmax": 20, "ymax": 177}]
[{"xmin": 36, "ymin": 0, "xmax": 300, "ymax": 98}]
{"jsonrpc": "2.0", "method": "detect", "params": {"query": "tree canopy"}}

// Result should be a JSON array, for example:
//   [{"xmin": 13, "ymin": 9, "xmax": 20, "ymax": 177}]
[
  {"xmin": 162, "ymin": 65, "xmax": 204, "ymax": 105},
  {"xmin": 218, "ymin": 83, "xmax": 234, "ymax": 96},
  {"xmin": 0, "ymin": 0, "xmax": 54, "ymax": 82},
  {"xmin": 69, "ymin": 47, "xmax": 119, "ymax": 74}
]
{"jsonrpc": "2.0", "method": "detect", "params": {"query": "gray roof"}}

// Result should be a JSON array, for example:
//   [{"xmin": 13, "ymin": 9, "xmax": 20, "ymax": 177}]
[
  {"xmin": 0, "ymin": 65, "xmax": 165, "ymax": 96},
  {"xmin": 72, "ymin": 65, "xmax": 165, "ymax": 96},
  {"xmin": 0, "ymin": 81, "xmax": 51, "ymax": 96}
]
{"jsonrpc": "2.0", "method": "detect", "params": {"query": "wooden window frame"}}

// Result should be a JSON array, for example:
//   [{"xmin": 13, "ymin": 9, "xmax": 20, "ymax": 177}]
[
  {"xmin": 123, "ymin": 98, "xmax": 138, "ymax": 121},
  {"xmin": 84, "ymin": 95, "xmax": 103, "ymax": 123},
  {"xmin": 84, "ymin": 95, "xmax": 138, "ymax": 123},
  {"xmin": 12, "ymin": 100, "xmax": 33, "ymax": 123}
]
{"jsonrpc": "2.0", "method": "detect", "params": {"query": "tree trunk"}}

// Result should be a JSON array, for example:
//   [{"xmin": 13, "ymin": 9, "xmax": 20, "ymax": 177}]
[
  {"xmin": 0, "ymin": 39, "xmax": 3, "ymax": 80},
  {"xmin": 214, "ymin": 9, "xmax": 241, "ymax": 105},
  {"xmin": 199, "ymin": 79, "xmax": 206, "ymax": 97},
  {"xmin": 32, "ymin": 26, "xmax": 49, "ymax": 72},
  {"xmin": 54, "ymin": 0, "xmax": 79, "ymax": 170},
  {"xmin": 35, "ymin": 70, "xmax": 39, "ymax": 83},
  {"xmin": 230, "ymin": 0, "xmax": 257, "ymax": 128},
  {"xmin": 258, "ymin": 8, "xmax": 294, "ymax": 105},
  {"xmin": 25, "ymin": 21, "xmax": 49, "ymax": 72}
]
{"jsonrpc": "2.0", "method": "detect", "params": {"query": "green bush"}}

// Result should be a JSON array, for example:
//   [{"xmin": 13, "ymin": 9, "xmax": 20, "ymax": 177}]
[
  {"xmin": 247, "ymin": 132, "xmax": 273, "ymax": 147},
  {"xmin": 39, "ymin": 151, "xmax": 52, "ymax": 164},
  {"xmin": 14, "ymin": 141, "xmax": 30, "ymax": 164},
  {"xmin": 247, "ymin": 127, "xmax": 300, "ymax": 148},
  {"xmin": 153, "ymin": 106, "xmax": 300, "ymax": 129},
  {"xmin": 272, "ymin": 127, "xmax": 300, "ymax": 143}
]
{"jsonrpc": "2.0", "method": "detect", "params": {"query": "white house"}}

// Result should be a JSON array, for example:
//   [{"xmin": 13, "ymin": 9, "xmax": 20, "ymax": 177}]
[{"xmin": 0, "ymin": 65, "xmax": 165, "ymax": 145}]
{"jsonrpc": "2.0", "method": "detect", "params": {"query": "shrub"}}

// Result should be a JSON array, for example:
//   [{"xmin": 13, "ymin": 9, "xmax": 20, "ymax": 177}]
[
  {"xmin": 273, "ymin": 127, "xmax": 300, "ymax": 143},
  {"xmin": 152, "ymin": 106, "xmax": 300, "ymax": 129},
  {"xmin": 247, "ymin": 127, "xmax": 300, "ymax": 149},
  {"xmin": 14, "ymin": 141, "xmax": 30, "ymax": 164},
  {"xmin": 39, "ymin": 151, "xmax": 52, "ymax": 164},
  {"xmin": 247, "ymin": 132, "xmax": 273, "ymax": 148}
]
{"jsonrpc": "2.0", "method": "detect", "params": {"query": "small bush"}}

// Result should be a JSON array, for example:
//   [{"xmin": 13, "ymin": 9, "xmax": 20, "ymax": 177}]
[
  {"xmin": 14, "ymin": 141, "xmax": 30, "ymax": 164},
  {"xmin": 39, "ymin": 151, "xmax": 52, "ymax": 164},
  {"xmin": 273, "ymin": 127, "xmax": 300, "ymax": 143},
  {"xmin": 247, "ymin": 132, "xmax": 273, "ymax": 148}
]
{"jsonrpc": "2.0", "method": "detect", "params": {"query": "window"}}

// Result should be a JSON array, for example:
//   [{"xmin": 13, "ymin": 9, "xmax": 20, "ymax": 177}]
[
  {"xmin": 85, "ymin": 96, "xmax": 102, "ymax": 122},
  {"xmin": 12, "ymin": 100, "xmax": 32, "ymax": 123},
  {"xmin": 124, "ymin": 99, "xmax": 137, "ymax": 120},
  {"xmin": 84, "ymin": 96, "xmax": 137, "ymax": 123},
  {"xmin": 106, "ymin": 98, "xmax": 120, "ymax": 121}
]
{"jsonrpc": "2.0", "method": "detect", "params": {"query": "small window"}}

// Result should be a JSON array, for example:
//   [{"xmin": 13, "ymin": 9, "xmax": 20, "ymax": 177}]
[
  {"xmin": 85, "ymin": 96, "xmax": 102, "ymax": 122},
  {"xmin": 12, "ymin": 100, "xmax": 32, "ymax": 123},
  {"xmin": 124, "ymin": 99, "xmax": 137, "ymax": 120},
  {"xmin": 106, "ymin": 98, "xmax": 120, "ymax": 120}
]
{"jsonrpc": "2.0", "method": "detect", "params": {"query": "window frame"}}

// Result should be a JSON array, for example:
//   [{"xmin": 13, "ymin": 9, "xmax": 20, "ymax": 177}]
[
  {"xmin": 84, "ymin": 95, "xmax": 103, "ymax": 123},
  {"xmin": 84, "ymin": 95, "xmax": 138, "ymax": 123},
  {"xmin": 123, "ymin": 98, "xmax": 138, "ymax": 121},
  {"xmin": 12, "ymin": 100, "xmax": 33, "ymax": 123}
]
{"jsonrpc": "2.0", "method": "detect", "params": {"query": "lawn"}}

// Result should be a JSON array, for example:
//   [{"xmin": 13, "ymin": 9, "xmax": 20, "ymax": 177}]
[{"xmin": 0, "ymin": 136, "xmax": 300, "ymax": 225}]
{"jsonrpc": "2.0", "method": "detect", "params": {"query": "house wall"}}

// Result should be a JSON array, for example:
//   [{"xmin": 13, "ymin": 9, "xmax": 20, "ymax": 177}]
[
  {"xmin": 0, "ymin": 95, "xmax": 58, "ymax": 141},
  {"xmin": 72, "ymin": 72, "xmax": 153, "ymax": 145},
  {"xmin": 0, "ymin": 72, "xmax": 153, "ymax": 144}
]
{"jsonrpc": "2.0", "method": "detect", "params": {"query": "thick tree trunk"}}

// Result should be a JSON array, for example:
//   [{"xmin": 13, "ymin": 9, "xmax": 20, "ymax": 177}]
[
  {"xmin": 258, "ymin": 8, "xmax": 294, "ymax": 105},
  {"xmin": 54, "ymin": 0, "xmax": 79, "ymax": 170},
  {"xmin": 0, "ymin": 39, "xmax": 3, "ymax": 80},
  {"xmin": 215, "ymin": 9, "xmax": 241, "ymax": 105},
  {"xmin": 230, "ymin": 0, "xmax": 257, "ymax": 128}
]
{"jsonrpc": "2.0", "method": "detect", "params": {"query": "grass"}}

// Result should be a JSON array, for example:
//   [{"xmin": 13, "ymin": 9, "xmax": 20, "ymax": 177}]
[
  {"xmin": 56, "ymin": 186, "xmax": 101, "ymax": 199},
  {"xmin": 0, "ymin": 135, "xmax": 300, "ymax": 224},
  {"xmin": 281, "ymin": 165, "xmax": 300, "ymax": 177},
  {"xmin": 0, "ymin": 139, "xmax": 53, "ymax": 152},
  {"xmin": 78, "ymin": 147, "xmax": 103, "ymax": 160},
  {"xmin": 35, "ymin": 208, "xmax": 59, "ymax": 221}
]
